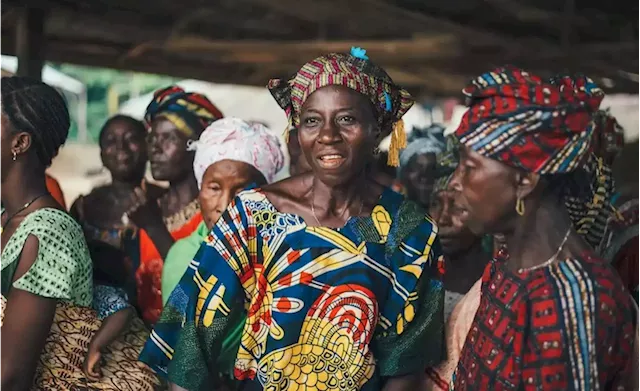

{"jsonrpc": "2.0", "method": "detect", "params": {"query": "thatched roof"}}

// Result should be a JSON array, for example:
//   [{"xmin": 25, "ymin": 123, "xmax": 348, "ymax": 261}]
[{"xmin": 2, "ymin": 0, "xmax": 637, "ymax": 98}]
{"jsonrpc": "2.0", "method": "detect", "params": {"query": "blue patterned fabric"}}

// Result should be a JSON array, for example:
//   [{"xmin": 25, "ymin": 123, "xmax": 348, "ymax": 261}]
[
  {"xmin": 140, "ymin": 187, "xmax": 445, "ymax": 390},
  {"xmin": 93, "ymin": 284, "xmax": 131, "ymax": 320}
]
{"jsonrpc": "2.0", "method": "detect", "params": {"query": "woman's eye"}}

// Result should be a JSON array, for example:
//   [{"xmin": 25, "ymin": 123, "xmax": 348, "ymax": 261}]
[
  {"xmin": 303, "ymin": 117, "xmax": 319, "ymax": 126},
  {"xmin": 337, "ymin": 116, "xmax": 355, "ymax": 125}
]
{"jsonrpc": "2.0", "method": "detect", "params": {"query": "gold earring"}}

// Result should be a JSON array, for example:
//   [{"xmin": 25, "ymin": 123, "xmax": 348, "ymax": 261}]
[
  {"xmin": 12, "ymin": 151, "xmax": 17, "ymax": 161},
  {"xmin": 515, "ymin": 197, "xmax": 525, "ymax": 216}
]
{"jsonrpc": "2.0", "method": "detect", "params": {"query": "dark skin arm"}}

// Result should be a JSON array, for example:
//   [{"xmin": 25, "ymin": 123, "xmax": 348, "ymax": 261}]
[
  {"xmin": 83, "ymin": 307, "xmax": 134, "ymax": 381},
  {"xmin": 383, "ymin": 374, "xmax": 423, "ymax": 391},
  {"xmin": 127, "ymin": 187, "xmax": 174, "ymax": 260},
  {"xmin": 1, "ymin": 235, "xmax": 57, "ymax": 391},
  {"xmin": 168, "ymin": 383, "xmax": 189, "ymax": 391}
]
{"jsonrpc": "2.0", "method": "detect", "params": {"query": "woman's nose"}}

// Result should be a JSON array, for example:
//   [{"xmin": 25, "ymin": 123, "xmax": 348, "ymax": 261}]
[
  {"xmin": 448, "ymin": 167, "xmax": 463, "ymax": 192},
  {"xmin": 317, "ymin": 121, "xmax": 341, "ymax": 144}
]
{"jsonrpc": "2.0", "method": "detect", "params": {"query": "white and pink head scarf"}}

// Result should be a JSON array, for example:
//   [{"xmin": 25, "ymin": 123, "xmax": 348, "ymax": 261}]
[{"xmin": 189, "ymin": 118, "xmax": 285, "ymax": 188}]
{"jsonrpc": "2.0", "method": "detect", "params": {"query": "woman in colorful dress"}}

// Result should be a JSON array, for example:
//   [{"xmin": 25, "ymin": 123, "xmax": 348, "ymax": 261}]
[
  {"xmin": 140, "ymin": 48, "xmax": 446, "ymax": 391},
  {"xmin": 1, "ymin": 77, "xmax": 160, "ymax": 391},
  {"xmin": 71, "ymin": 115, "xmax": 158, "ymax": 303},
  {"xmin": 162, "ymin": 117, "xmax": 285, "ymax": 304},
  {"xmin": 447, "ymin": 67, "xmax": 635, "ymax": 390},
  {"xmin": 397, "ymin": 124, "xmax": 447, "ymax": 208},
  {"xmin": 0, "ymin": 75, "xmax": 92, "ymax": 390},
  {"xmin": 127, "ymin": 86, "xmax": 223, "ymax": 325}
]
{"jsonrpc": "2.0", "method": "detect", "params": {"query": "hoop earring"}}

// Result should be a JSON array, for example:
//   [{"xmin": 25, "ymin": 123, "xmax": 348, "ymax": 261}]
[
  {"xmin": 515, "ymin": 197, "xmax": 525, "ymax": 216},
  {"xmin": 12, "ymin": 151, "xmax": 16, "ymax": 161}
]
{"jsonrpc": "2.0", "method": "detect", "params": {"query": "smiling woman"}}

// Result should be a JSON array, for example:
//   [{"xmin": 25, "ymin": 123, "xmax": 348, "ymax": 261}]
[{"xmin": 140, "ymin": 48, "xmax": 446, "ymax": 391}]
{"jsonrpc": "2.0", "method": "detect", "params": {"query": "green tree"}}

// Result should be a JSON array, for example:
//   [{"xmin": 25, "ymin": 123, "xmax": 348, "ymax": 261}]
[{"xmin": 49, "ymin": 63, "xmax": 178, "ymax": 143}]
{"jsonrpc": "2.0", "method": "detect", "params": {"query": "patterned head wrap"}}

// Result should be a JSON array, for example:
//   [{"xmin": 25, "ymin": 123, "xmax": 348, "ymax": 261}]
[
  {"xmin": 189, "ymin": 118, "xmax": 285, "ymax": 188},
  {"xmin": 592, "ymin": 108, "xmax": 625, "ymax": 159},
  {"xmin": 144, "ymin": 86, "xmax": 224, "ymax": 139},
  {"xmin": 267, "ymin": 47, "xmax": 414, "ymax": 167},
  {"xmin": 454, "ymin": 65, "xmax": 614, "ymax": 249},
  {"xmin": 432, "ymin": 136, "xmax": 461, "ymax": 194},
  {"xmin": 398, "ymin": 124, "xmax": 447, "ymax": 176}
]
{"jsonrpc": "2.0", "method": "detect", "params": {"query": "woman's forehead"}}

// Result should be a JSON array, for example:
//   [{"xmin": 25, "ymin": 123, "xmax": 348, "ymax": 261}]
[{"xmin": 302, "ymin": 85, "xmax": 370, "ymax": 110}]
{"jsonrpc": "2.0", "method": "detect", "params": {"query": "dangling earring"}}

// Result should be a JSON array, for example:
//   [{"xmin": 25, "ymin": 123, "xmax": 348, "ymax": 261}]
[
  {"xmin": 373, "ymin": 147, "xmax": 381, "ymax": 156},
  {"xmin": 515, "ymin": 197, "xmax": 525, "ymax": 216},
  {"xmin": 12, "ymin": 151, "xmax": 17, "ymax": 161}
]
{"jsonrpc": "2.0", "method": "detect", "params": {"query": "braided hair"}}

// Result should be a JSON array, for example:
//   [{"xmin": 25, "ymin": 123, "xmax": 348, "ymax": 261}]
[
  {"xmin": 1, "ymin": 76, "xmax": 70, "ymax": 167},
  {"xmin": 98, "ymin": 114, "xmax": 146, "ymax": 148}
]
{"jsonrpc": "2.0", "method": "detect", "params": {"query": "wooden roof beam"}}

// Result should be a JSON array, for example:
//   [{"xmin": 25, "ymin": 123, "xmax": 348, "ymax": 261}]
[{"xmin": 141, "ymin": 34, "xmax": 461, "ymax": 63}]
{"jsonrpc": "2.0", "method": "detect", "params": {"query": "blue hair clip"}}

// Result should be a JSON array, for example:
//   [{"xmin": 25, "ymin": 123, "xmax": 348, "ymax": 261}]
[
  {"xmin": 350, "ymin": 47, "xmax": 369, "ymax": 60},
  {"xmin": 384, "ymin": 92, "xmax": 392, "ymax": 112}
]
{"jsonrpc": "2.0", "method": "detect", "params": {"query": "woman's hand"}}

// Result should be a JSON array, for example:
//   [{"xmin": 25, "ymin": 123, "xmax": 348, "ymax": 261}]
[
  {"xmin": 127, "ymin": 187, "xmax": 175, "ymax": 259},
  {"xmin": 126, "ymin": 187, "xmax": 164, "ymax": 231},
  {"xmin": 83, "ymin": 344, "xmax": 103, "ymax": 381}
]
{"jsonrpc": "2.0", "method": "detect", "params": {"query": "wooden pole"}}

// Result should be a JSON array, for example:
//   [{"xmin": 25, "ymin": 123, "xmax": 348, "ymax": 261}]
[{"xmin": 16, "ymin": 7, "xmax": 46, "ymax": 80}]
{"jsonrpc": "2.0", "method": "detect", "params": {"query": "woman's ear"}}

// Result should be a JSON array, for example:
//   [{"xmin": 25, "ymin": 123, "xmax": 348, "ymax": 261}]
[
  {"xmin": 515, "ymin": 170, "xmax": 540, "ymax": 200},
  {"xmin": 12, "ymin": 131, "xmax": 32, "ymax": 156}
]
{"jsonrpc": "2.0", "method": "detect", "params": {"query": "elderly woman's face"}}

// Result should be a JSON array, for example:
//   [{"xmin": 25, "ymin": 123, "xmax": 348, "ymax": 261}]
[
  {"xmin": 199, "ymin": 160, "xmax": 266, "ymax": 230},
  {"xmin": 449, "ymin": 146, "xmax": 520, "ymax": 235},
  {"xmin": 298, "ymin": 85, "xmax": 378, "ymax": 187},
  {"xmin": 147, "ymin": 118, "xmax": 193, "ymax": 182},
  {"xmin": 429, "ymin": 188, "xmax": 478, "ymax": 256}
]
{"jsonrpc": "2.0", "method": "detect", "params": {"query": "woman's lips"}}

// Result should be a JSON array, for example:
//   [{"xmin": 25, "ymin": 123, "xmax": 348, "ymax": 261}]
[{"xmin": 316, "ymin": 154, "xmax": 346, "ymax": 169}]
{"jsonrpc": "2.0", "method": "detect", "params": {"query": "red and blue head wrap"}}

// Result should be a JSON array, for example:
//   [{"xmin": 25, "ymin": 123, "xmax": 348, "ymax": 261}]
[
  {"xmin": 454, "ymin": 65, "xmax": 615, "ymax": 250},
  {"xmin": 144, "ymin": 86, "xmax": 224, "ymax": 139}
]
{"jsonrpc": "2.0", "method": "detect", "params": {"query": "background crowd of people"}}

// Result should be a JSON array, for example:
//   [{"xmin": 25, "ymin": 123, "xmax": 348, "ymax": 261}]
[{"xmin": 1, "ymin": 47, "xmax": 637, "ymax": 391}]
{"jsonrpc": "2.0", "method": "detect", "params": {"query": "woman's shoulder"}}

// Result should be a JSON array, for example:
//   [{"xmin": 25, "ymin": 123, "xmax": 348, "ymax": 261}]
[
  {"xmin": 524, "ymin": 253, "xmax": 634, "ymax": 312},
  {"xmin": 4, "ymin": 208, "xmax": 92, "ymax": 306},
  {"xmin": 21, "ymin": 207, "xmax": 85, "ymax": 237}
]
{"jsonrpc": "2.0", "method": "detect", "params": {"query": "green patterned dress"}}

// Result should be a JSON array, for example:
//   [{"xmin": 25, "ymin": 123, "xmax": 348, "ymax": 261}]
[{"xmin": 1, "ymin": 208, "xmax": 162, "ymax": 390}]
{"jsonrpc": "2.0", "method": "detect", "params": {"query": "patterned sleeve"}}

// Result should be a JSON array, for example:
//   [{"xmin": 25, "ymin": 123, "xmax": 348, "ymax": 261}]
[
  {"xmin": 372, "ymin": 215, "xmax": 446, "ymax": 378},
  {"xmin": 139, "ymin": 195, "xmax": 253, "ymax": 390},
  {"xmin": 11, "ymin": 211, "xmax": 93, "ymax": 307},
  {"xmin": 92, "ymin": 285, "xmax": 131, "ymax": 320}
]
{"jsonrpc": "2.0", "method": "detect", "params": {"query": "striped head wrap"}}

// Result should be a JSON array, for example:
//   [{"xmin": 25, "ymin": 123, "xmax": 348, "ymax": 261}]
[
  {"xmin": 592, "ymin": 108, "xmax": 625, "ymax": 159},
  {"xmin": 432, "ymin": 135, "xmax": 460, "ymax": 194},
  {"xmin": 454, "ymin": 65, "xmax": 614, "ymax": 249},
  {"xmin": 144, "ymin": 86, "xmax": 223, "ymax": 139},
  {"xmin": 398, "ymin": 124, "xmax": 447, "ymax": 176},
  {"xmin": 267, "ymin": 47, "xmax": 414, "ymax": 166}
]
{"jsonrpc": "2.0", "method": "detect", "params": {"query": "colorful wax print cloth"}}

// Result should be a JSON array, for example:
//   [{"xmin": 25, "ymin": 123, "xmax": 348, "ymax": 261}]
[
  {"xmin": 602, "ymin": 198, "xmax": 639, "ymax": 304},
  {"xmin": 1, "ymin": 295, "xmax": 163, "ymax": 391},
  {"xmin": 144, "ymin": 85, "xmax": 223, "ymax": 139},
  {"xmin": 137, "ymin": 199, "xmax": 203, "ymax": 325},
  {"xmin": 454, "ymin": 66, "xmax": 614, "ymax": 253},
  {"xmin": 451, "ymin": 252, "xmax": 636, "ymax": 390},
  {"xmin": 141, "ymin": 187, "xmax": 446, "ymax": 390},
  {"xmin": 1, "ymin": 208, "xmax": 92, "ymax": 306}
]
